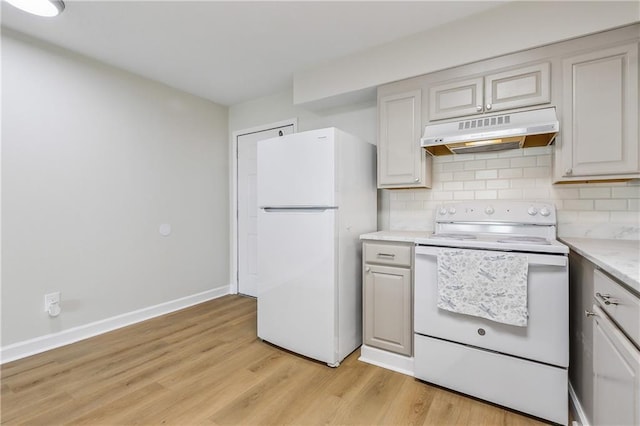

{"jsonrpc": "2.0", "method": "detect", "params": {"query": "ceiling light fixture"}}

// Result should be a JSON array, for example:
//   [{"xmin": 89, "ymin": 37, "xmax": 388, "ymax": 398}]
[{"xmin": 6, "ymin": 0, "xmax": 65, "ymax": 17}]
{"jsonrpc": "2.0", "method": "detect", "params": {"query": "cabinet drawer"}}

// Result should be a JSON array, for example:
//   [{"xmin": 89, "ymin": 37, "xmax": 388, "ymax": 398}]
[
  {"xmin": 364, "ymin": 242, "xmax": 412, "ymax": 267},
  {"xmin": 594, "ymin": 269, "xmax": 640, "ymax": 348}
]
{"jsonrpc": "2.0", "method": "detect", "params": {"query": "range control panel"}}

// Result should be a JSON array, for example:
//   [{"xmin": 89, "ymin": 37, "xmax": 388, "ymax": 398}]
[{"xmin": 435, "ymin": 201, "xmax": 557, "ymax": 225}]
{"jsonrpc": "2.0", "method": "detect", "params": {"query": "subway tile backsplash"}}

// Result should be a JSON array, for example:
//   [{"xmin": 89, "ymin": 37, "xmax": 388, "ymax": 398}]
[{"xmin": 387, "ymin": 146, "xmax": 640, "ymax": 239}]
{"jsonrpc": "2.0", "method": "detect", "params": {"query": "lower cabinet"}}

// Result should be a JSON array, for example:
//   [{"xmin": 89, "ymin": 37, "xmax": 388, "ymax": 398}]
[
  {"xmin": 591, "ymin": 269, "xmax": 640, "ymax": 426},
  {"xmin": 362, "ymin": 241, "xmax": 413, "ymax": 356},
  {"xmin": 570, "ymin": 249, "xmax": 640, "ymax": 426},
  {"xmin": 592, "ymin": 305, "xmax": 640, "ymax": 426}
]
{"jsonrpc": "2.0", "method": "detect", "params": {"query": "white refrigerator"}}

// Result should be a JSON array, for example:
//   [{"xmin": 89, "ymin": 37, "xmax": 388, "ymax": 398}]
[{"xmin": 256, "ymin": 127, "xmax": 376, "ymax": 367}]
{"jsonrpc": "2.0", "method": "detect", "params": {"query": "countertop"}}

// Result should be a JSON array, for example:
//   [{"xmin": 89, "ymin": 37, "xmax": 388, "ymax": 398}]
[
  {"xmin": 560, "ymin": 237, "xmax": 640, "ymax": 294},
  {"xmin": 359, "ymin": 232, "xmax": 640, "ymax": 294},
  {"xmin": 360, "ymin": 230, "xmax": 431, "ymax": 243}
]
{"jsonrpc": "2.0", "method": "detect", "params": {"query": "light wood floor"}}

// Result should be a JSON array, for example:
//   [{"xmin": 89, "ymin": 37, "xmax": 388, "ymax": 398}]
[{"xmin": 1, "ymin": 295, "xmax": 549, "ymax": 425}]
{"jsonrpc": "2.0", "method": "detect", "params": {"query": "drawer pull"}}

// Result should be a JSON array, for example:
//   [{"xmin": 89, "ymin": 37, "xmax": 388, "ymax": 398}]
[
  {"xmin": 596, "ymin": 292, "xmax": 619, "ymax": 306},
  {"xmin": 585, "ymin": 310, "xmax": 597, "ymax": 318},
  {"xmin": 377, "ymin": 253, "xmax": 396, "ymax": 258}
]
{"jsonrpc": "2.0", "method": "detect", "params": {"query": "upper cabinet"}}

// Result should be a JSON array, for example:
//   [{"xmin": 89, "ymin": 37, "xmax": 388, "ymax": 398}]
[
  {"xmin": 428, "ymin": 62, "xmax": 551, "ymax": 121},
  {"xmin": 374, "ymin": 24, "xmax": 639, "ymax": 188},
  {"xmin": 554, "ymin": 41, "xmax": 639, "ymax": 182},
  {"xmin": 377, "ymin": 89, "xmax": 432, "ymax": 189}
]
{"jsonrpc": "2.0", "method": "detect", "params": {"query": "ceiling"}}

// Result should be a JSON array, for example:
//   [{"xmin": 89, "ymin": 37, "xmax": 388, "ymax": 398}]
[{"xmin": 1, "ymin": 1, "xmax": 505, "ymax": 106}]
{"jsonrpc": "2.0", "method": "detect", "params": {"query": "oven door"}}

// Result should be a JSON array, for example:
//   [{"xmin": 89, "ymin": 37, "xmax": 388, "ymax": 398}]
[{"xmin": 414, "ymin": 245, "xmax": 568, "ymax": 367}]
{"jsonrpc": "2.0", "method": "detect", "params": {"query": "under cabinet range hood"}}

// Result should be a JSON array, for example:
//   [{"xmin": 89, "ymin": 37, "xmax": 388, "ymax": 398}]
[{"xmin": 421, "ymin": 107, "xmax": 559, "ymax": 156}]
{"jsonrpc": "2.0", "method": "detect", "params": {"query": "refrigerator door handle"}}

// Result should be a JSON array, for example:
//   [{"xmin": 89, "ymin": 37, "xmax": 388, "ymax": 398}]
[{"xmin": 262, "ymin": 206, "xmax": 338, "ymax": 213}]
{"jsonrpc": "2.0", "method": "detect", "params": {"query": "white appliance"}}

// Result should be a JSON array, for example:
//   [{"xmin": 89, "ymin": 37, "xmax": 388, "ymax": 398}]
[
  {"xmin": 256, "ymin": 127, "xmax": 376, "ymax": 367},
  {"xmin": 421, "ymin": 107, "xmax": 559, "ymax": 155},
  {"xmin": 413, "ymin": 201, "xmax": 569, "ymax": 425}
]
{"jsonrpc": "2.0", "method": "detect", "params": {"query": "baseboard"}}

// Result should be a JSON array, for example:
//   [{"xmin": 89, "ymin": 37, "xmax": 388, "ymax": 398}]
[
  {"xmin": 358, "ymin": 344, "xmax": 414, "ymax": 376},
  {"xmin": 568, "ymin": 382, "xmax": 590, "ymax": 426},
  {"xmin": 0, "ymin": 285, "xmax": 230, "ymax": 364}
]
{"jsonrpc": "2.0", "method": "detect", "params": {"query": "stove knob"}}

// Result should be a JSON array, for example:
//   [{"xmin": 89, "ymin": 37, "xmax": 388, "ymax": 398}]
[
  {"xmin": 527, "ymin": 206, "xmax": 538, "ymax": 216},
  {"xmin": 438, "ymin": 207, "xmax": 447, "ymax": 216},
  {"xmin": 485, "ymin": 206, "xmax": 495, "ymax": 215},
  {"xmin": 448, "ymin": 207, "xmax": 456, "ymax": 215},
  {"xmin": 540, "ymin": 207, "xmax": 551, "ymax": 217}
]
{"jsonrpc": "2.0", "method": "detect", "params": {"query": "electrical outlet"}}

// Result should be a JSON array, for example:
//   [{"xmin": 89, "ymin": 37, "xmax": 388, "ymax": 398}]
[{"xmin": 44, "ymin": 292, "xmax": 60, "ymax": 312}]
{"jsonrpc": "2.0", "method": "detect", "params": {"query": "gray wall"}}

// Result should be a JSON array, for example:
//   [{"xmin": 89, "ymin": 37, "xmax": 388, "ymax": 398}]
[{"xmin": 1, "ymin": 31, "xmax": 230, "ymax": 346}]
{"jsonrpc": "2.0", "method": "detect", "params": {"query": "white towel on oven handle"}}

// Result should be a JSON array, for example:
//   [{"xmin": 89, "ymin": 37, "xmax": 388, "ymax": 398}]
[{"xmin": 437, "ymin": 248, "xmax": 529, "ymax": 327}]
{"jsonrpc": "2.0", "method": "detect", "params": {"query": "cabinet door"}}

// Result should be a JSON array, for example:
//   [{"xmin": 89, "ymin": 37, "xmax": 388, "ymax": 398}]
[
  {"xmin": 364, "ymin": 264, "xmax": 412, "ymax": 356},
  {"xmin": 593, "ymin": 305, "xmax": 640, "ymax": 426},
  {"xmin": 484, "ymin": 62, "xmax": 551, "ymax": 112},
  {"xmin": 428, "ymin": 77, "xmax": 483, "ymax": 121},
  {"xmin": 378, "ymin": 90, "xmax": 431, "ymax": 188},
  {"xmin": 560, "ymin": 42, "xmax": 639, "ymax": 178}
]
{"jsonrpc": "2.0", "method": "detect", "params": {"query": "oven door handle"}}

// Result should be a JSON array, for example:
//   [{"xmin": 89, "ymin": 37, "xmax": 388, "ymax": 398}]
[{"xmin": 415, "ymin": 245, "xmax": 567, "ymax": 267}]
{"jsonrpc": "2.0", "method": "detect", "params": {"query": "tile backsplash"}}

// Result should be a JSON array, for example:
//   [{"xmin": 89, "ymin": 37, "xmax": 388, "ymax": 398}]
[{"xmin": 388, "ymin": 146, "xmax": 640, "ymax": 240}]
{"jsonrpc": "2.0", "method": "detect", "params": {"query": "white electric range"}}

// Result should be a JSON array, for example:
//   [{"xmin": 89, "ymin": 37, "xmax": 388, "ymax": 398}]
[{"xmin": 413, "ymin": 201, "xmax": 569, "ymax": 425}]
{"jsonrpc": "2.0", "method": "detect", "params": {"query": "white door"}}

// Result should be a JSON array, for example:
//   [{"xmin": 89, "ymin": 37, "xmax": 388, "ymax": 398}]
[
  {"xmin": 257, "ymin": 207, "xmax": 337, "ymax": 364},
  {"xmin": 257, "ymin": 128, "xmax": 337, "ymax": 208},
  {"xmin": 593, "ymin": 305, "xmax": 640, "ymax": 426},
  {"xmin": 378, "ymin": 89, "xmax": 426, "ymax": 188},
  {"xmin": 237, "ymin": 125, "xmax": 293, "ymax": 297},
  {"xmin": 414, "ymin": 245, "xmax": 569, "ymax": 367}
]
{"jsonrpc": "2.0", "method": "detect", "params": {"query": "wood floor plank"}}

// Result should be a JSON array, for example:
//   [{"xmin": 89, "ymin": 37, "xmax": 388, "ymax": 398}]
[
  {"xmin": 66, "ymin": 382, "xmax": 170, "ymax": 425},
  {"xmin": 378, "ymin": 377, "xmax": 437, "ymax": 425},
  {"xmin": 0, "ymin": 295, "xmax": 551, "ymax": 425}
]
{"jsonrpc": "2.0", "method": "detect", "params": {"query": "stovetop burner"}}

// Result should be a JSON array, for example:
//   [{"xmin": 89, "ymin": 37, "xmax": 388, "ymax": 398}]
[
  {"xmin": 497, "ymin": 236, "xmax": 551, "ymax": 245},
  {"xmin": 433, "ymin": 233, "xmax": 477, "ymax": 240}
]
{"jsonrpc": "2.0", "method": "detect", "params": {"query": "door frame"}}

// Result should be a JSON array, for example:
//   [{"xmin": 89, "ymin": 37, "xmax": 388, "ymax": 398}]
[{"xmin": 229, "ymin": 118, "xmax": 298, "ymax": 294}]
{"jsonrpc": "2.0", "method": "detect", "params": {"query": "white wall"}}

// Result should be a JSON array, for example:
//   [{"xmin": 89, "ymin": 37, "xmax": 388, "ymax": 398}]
[
  {"xmin": 388, "ymin": 147, "xmax": 640, "ymax": 239},
  {"xmin": 294, "ymin": 1, "xmax": 640, "ymax": 106},
  {"xmin": 1, "ymin": 31, "xmax": 229, "ymax": 347}
]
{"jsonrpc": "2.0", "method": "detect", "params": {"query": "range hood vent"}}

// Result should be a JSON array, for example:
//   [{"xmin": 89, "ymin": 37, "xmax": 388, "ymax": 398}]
[{"xmin": 421, "ymin": 107, "xmax": 559, "ymax": 156}]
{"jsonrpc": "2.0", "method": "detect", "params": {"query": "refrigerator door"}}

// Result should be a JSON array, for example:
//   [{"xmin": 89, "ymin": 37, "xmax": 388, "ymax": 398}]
[
  {"xmin": 257, "ymin": 128, "xmax": 336, "ymax": 208},
  {"xmin": 257, "ymin": 207, "xmax": 337, "ymax": 365}
]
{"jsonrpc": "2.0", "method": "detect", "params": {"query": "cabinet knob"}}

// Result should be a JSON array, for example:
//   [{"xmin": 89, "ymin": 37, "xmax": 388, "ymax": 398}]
[
  {"xmin": 365, "ymin": 267, "xmax": 371, "ymax": 272},
  {"xmin": 414, "ymin": 177, "xmax": 419, "ymax": 182},
  {"xmin": 566, "ymin": 168, "xmax": 573, "ymax": 176},
  {"xmin": 476, "ymin": 105, "xmax": 483, "ymax": 112},
  {"xmin": 585, "ymin": 310, "xmax": 597, "ymax": 318},
  {"xmin": 486, "ymin": 103, "xmax": 492, "ymax": 110}
]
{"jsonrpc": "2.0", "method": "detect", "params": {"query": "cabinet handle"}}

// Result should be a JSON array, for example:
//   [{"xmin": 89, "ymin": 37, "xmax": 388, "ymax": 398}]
[
  {"xmin": 585, "ymin": 310, "xmax": 597, "ymax": 318},
  {"xmin": 596, "ymin": 292, "xmax": 619, "ymax": 306},
  {"xmin": 414, "ymin": 177, "xmax": 419, "ymax": 183},
  {"xmin": 476, "ymin": 105, "xmax": 483, "ymax": 112},
  {"xmin": 566, "ymin": 168, "xmax": 573, "ymax": 176},
  {"xmin": 365, "ymin": 267, "xmax": 371, "ymax": 272},
  {"xmin": 377, "ymin": 253, "xmax": 396, "ymax": 258},
  {"xmin": 485, "ymin": 103, "xmax": 492, "ymax": 110}
]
